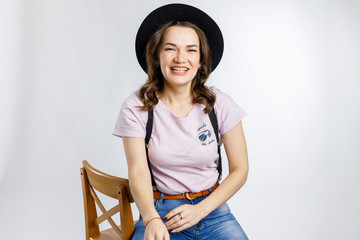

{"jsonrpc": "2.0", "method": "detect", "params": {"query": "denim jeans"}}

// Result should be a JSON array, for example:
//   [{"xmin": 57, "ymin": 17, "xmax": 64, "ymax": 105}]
[{"xmin": 131, "ymin": 191, "xmax": 248, "ymax": 240}]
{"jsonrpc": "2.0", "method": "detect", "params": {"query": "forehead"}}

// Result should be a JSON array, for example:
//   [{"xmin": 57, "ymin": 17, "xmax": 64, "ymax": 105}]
[{"xmin": 162, "ymin": 26, "xmax": 200, "ymax": 45}]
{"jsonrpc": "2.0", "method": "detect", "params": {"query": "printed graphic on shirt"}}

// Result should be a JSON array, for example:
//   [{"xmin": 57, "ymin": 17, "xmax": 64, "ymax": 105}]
[{"xmin": 197, "ymin": 123, "xmax": 215, "ymax": 146}]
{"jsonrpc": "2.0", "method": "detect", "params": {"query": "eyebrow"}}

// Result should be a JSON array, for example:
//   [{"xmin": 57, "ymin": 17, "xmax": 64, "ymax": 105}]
[{"xmin": 164, "ymin": 42, "xmax": 199, "ymax": 48}]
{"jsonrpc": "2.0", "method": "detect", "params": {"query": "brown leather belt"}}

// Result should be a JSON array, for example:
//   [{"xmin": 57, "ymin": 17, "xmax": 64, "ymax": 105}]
[{"xmin": 153, "ymin": 182, "xmax": 219, "ymax": 200}]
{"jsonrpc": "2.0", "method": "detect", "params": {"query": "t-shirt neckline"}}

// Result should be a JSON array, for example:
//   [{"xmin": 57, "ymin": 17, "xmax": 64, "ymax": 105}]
[{"xmin": 158, "ymin": 98, "xmax": 197, "ymax": 120}]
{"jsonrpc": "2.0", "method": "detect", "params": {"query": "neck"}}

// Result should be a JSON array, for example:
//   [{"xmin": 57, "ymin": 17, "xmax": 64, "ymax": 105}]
[{"xmin": 159, "ymin": 83, "xmax": 193, "ymax": 105}]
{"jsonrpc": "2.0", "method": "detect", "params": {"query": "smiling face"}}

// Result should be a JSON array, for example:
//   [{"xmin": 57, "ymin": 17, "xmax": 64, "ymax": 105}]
[{"xmin": 158, "ymin": 26, "xmax": 201, "ymax": 89}]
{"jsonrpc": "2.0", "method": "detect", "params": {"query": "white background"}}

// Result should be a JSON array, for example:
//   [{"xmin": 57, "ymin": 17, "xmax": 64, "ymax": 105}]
[{"xmin": 1, "ymin": 0, "xmax": 359, "ymax": 239}]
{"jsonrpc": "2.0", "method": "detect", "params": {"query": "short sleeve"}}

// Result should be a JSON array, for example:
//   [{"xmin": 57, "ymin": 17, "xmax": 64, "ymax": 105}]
[
  {"xmin": 211, "ymin": 87, "xmax": 247, "ymax": 135},
  {"xmin": 112, "ymin": 91, "xmax": 148, "ymax": 138}
]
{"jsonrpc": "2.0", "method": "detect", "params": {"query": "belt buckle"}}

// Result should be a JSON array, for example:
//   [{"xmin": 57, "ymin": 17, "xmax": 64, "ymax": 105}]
[{"xmin": 185, "ymin": 192, "xmax": 195, "ymax": 200}]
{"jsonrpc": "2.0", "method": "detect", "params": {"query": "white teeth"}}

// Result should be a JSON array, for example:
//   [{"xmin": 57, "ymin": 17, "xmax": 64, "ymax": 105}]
[{"xmin": 171, "ymin": 67, "xmax": 188, "ymax": 72}]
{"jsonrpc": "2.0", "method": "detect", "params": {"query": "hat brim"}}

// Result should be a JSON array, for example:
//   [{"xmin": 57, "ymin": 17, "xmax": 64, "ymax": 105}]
[{"xmin": 135, "ymin": 3, "xmax": 224, "ymax": 73}]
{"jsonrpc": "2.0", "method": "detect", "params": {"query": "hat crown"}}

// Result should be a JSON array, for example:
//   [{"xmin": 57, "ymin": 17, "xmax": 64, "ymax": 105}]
[{"xmin": 135, "ymin": 3, "xmax": 224, "ymax": 73}]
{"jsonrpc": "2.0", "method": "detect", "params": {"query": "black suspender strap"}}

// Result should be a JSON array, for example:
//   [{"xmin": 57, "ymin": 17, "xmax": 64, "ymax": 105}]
[
  {"xmin": 145, "ymin": 108, "xmax": 223, "ymax": 186},
  {"xmin": 145, "ymin": 109, "xmax": 153, "ymax": 147},
  {"xmin": 145, "ymin": 109, "xmax": 157, "ymax": 187},
  {"xmin": 209, "ymin": 108, "xmax": 222, "ymax": 180}
]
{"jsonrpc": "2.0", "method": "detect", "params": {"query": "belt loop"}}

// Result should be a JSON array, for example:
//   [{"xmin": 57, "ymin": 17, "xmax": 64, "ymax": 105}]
[
  {"xmin": 208, "ymin": 187, "xmax": 213, "ymax": 194},
  {"xmin": 154, "ymin": 198, "xmax": 159, "ymax": 209},
  {"xmin": 159, "ymin": 192, "xmax": 165, "ymax": 204}
]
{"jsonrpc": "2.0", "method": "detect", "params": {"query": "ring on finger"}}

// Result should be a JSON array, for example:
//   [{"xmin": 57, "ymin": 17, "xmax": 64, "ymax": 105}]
[{"xmin": 178, "ymin": 213, "xmax": 183, "ymax": 220}]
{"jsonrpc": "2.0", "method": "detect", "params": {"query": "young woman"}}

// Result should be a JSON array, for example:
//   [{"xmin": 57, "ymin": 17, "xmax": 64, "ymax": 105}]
[{"xmin": 113, "ymin": 4, "xmax": 249, "ymax": 240}]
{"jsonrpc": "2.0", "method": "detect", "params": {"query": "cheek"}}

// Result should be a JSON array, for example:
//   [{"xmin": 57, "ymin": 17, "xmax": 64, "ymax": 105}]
[
  {"xmin": 158, "ymin": 58, "xmax": 167, "ymax": 72},
  {"xmin": 191, "ymin": 54, "xmax": 201, "ymax": 66},
  {"xmin": 159, "ymin": 53, "xmax": 172, "ymax": 66},
  {"xmin": 159, "ymin": 63, "xmax": 167, "ymax": 77},
  {"xmin": 192, "ymin": 58, "xmax": 201, "ymax": 68},
  {"xmin": 159, "ymin": 58, "xmax": 170, "ymax": 77}
]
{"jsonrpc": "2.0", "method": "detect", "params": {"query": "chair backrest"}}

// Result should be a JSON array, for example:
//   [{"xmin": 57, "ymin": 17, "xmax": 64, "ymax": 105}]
[{"xmin": 81, "ymin": 160, "xmax": 135, "ymax": 240}]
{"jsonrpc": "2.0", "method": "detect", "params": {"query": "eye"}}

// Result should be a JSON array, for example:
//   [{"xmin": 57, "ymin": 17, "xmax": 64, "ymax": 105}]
[
  {"xmin": 188, "ymin": 49, "xmax": 198, "ymax": 52},
  {"xmin": 165, "ymin": 48, "xmax": 175, "ymax": 51}
]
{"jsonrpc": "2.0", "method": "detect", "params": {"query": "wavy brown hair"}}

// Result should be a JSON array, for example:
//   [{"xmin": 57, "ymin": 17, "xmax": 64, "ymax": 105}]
[{"xmin": 139, "ymin": 21, "xmax": 215, "ymax": 113}]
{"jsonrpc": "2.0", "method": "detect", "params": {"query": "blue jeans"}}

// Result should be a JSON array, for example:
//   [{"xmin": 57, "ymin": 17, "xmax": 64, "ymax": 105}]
[{"xmin": 131, "ymin": 191, "xmax": 248, "ymax": 240}]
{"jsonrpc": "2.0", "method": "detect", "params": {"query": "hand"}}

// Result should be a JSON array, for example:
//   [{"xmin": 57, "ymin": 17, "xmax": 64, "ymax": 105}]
[
  {"xmin": 164, "ymin": 204, "xmax": 206, "ymax": 233},
  {"xmin": 144, "ymin": 218, "xmax": 170, "ymax": 240}
]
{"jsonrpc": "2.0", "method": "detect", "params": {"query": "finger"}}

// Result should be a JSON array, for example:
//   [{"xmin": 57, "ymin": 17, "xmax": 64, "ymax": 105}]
[
  {"xmin": 167, "ymin": 216, "xmax": 186, "ymax": 230},
  {"xmin": 163, "ymin": 212, "xmax": 176, "ymax": 222},
  {"xmin": 165, "ymin": 218, "xmax": 177, "ymax": 229},
  {"xmin": 164, "ymin": 212, "xmax": 180, "ymax": 224},
  {"xmin": 171, "ymin": 222, "xmax": 191, "ymax": 233},
  {"xmin": 165, "ymin": 213, "xmax": 183, "ymax": 228},
  {"xmin": 164, "ymin": 205, "xmax": 187, "ymax": 220}
]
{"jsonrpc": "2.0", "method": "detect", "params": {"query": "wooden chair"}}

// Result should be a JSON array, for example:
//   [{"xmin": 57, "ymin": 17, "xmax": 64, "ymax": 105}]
[{"xmin": 80, "ymin": 160, "xmax": 136, "ymax": 240}]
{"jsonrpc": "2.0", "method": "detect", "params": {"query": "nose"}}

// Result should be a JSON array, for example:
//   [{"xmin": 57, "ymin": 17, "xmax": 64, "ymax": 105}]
[{"xmin": 174, "ymin": 50, "xmax": 186, "ymax": 63}]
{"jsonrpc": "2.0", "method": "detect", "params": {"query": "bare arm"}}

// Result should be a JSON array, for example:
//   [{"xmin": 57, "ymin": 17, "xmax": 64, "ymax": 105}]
[
  {"xmin": 198, "ymin": 121, "xmax": 249, "ymax": 213},
  {"xmin": 122, "ymin": 137, "xmax": 169, "ymax": 239},
  {"xmin": 165, "ymin": 121, "xmax": 248, "ymax": 232}
]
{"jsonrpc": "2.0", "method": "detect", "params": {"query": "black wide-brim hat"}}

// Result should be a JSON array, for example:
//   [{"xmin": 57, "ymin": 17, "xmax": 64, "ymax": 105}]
[{"xmin": 135, "ymin": 3, "xmax": 224, "ymax": 73}]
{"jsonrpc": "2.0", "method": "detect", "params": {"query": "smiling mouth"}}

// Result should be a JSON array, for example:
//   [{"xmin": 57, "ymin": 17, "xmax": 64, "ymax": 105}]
[{"xmin": 170, "ymin": 67, "xmax": 189, "ymax": 73}]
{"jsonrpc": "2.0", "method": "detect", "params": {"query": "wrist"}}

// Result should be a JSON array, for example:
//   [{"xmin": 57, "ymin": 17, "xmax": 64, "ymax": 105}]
[
  {"xmin": 142, "ymin": 212, "xmax": 161, "ymax": 224},
  {"xmin": 145, "ymin": 217, "xmax": 163, "ymax": 228},
  {"xmin": 196, "ymin": 201, "xmax": 211, "ymax": 217}
]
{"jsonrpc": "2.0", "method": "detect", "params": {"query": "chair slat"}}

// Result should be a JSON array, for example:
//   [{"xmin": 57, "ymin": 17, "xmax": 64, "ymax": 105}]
[
  {"xmin": 96, "ymin": 204, "xmax": 120, "ymax": 225},
  {"xmin": 89, "ymin": 184, "xmax": 123, "ymax": 238}
]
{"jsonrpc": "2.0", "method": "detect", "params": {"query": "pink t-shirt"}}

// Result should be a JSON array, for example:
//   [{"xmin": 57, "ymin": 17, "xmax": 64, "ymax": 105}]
[{"xmin": 113, "ymin": 86, "xmax": 247, "ymax": 194}]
